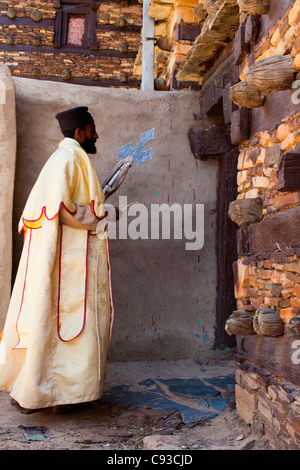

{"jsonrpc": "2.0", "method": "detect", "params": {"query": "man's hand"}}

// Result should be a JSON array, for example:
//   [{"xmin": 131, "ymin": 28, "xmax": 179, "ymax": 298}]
[{"xmin": 59, "ymin": 204, "xmax": 99, "ymax": 231}]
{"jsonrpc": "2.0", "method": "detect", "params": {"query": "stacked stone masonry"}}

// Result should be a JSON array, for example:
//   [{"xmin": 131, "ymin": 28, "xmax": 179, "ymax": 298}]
[
  {"xmin": 0, "ymin": 0, "xmax": 142, "ymax": 87},
  {"xmin": 235, "ymin": 248, "xmax": 300, "ymax": 323},
  {"xmin": 237, "ymin": 113, "xmax": 300, "ymax": 209},
  {"xmin": 239, "ymin": 0, "xmax": 300, "ymax": 80},
  {"xmin": 235, "ymin": 357, "xmax": 300, "ymax": 450},
  {"xmin": 227, "ymin": 0, "xmax": 300, "ymax": 449}
]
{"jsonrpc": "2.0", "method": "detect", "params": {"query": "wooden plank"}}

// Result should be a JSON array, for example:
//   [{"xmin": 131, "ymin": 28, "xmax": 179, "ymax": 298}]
[
  {"xmin": 0, "ymin": 16, "xmax": 54, "ymax": 27},
  {"xmin": 237, "ymin": 333, "xmax": 300, "ymax": 386},
  {"xmin": 202, "ymin": 81, "xmax": 224, "ymax": 116},
  {"xmin": 215, "ymin": 147, "xmax": 238, "ymax": 349},
  {"xmin": 223, "ymin": 82, "xmax": 239, "ymax": 124},
  {"xmin": 188, "ymin": 125, "xmax": 235, "ymax": 160},
  {"xmin": 248, "ymin": 206, "xmax": 300, "ymax": 254},
  {"xmin": 97, "ymin": 23, "xmax": 141, "ymax": 33},
  {"xmin": 244, "ymin": 14, "xmax": 260, "ymax": 46},
  {"xmin": 230, "ymin": 108, "xmax": 250, "ymax": 144},
  {"xmin": 0, "ymin": 43, "xmax": 138, "ymax": 59},
  {"xmin": 277, "ymin": 152, "xmax": 300, "ymax": 192},
  {"xmin": 174, "ymin": 23, "xmax": 201, "ymax": 42},
  {"xmin": 250, "ymin": 89, "xmax": 300, "ymax": 137},
  {"xmin": 236, "ymin": 226, "xmax": 250, "ymax": 256},
  {"xmin": 234, "ymin": 23, "xmax": 249, "ymax": 65}
]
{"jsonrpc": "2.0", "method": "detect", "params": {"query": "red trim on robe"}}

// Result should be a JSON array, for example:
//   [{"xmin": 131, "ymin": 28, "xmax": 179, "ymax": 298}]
[{"xmin": 13, "ymin": 229, "xmax": 32, "ymax": 350}]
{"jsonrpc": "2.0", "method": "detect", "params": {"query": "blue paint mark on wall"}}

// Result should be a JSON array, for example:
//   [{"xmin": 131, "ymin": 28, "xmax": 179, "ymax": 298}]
[{"xmin": 118, "ymin": 128, "xmax": 155, "ymax": 166}]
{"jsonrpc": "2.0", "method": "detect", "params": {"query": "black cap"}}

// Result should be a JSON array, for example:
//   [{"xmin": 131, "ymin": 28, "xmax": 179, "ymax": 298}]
[{"xmin": 55, "ymin": 106, "xmax": 94, "ymax": 133}]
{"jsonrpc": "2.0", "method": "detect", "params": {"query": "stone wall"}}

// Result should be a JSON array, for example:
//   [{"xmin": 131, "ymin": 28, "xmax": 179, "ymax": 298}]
[
  {"xmin": 233, "ymin": 115, "xmax": 300, "ymax": 320},
  {"xmin": 223, "ymin": 0, "xmax": 300, "ymax": 449},
  {"xmin": 0, "ymin": 0, "xmax": 142, "ymax": 87},
  {"xmin": 235, "ymin": 356, "xmax": 300, "ymax": 450}
]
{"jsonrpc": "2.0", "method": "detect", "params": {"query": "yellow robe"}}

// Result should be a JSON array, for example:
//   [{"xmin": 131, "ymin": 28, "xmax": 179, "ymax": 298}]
[{"xmin": 0, "ymin": 138, "xmax": 114, "ymax": 409}]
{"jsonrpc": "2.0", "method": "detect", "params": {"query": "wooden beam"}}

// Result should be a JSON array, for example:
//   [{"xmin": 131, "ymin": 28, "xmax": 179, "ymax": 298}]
[
  {"xmin": 236, "ymin": 333, "xmax": 300, "ymax": 386},
  {"xmin": 188, "ymin": 125, "xmax": 235, "ymax": 160},
  {"xmin": 174, "ymin": 23, "xmax": 201, "ymax": 42},
  {"xmin": 234, "ymin": 23, "xmax": 249, "ymax": 65},
  {"xmin": 248, "ymin": 206, "xmax": 300, "ymax": 254},
  {"xmin": 97, "ymin": 23, "xmax": 142, "ymax": 33},
  {"xmin": 230, "ymin": 108, "xmax": 250, "ymax": 144},
  {"xmin": 250, "ymin": 89, "xmax": 300, "ymax": 136},
  {"xmin": 223, "ymin": 82, "xmax": 239, "ymax": 125},
  {"xmin": 202, "ymin": 81, "xmax": 224, "ymax": 116},
  {"xmin": 244, "ymin": 14, "xmax": 260, "ymax": 46},
  {"xmin": 277, "ymin": 152, "xmax": 300, "ymax": 192},
  {"xmin": 214, "ymin": 147, "xmax": 238, "ymax": 350},
  {"xmin": 0, "ymin": 43, "xmax": 138, "ymax": 59},
  {"xmin": 0, "ymin": 16, "xmax": 54, "ymax": 27},
  {"xmin": 236, "ymin": 226, "xmax": 250, "ymax": 256}
]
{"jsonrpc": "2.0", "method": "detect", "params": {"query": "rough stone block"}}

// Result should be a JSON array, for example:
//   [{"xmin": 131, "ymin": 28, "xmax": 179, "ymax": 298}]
[{"xmin": 235, "ymin": 383, "xmax": 257, "ymax": 425}]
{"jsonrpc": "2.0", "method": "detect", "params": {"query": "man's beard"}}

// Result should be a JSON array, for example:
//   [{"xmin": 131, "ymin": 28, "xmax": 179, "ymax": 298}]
[{"xmin": 81, "ymin": 138, "xmax": 97, "ymax": 154}]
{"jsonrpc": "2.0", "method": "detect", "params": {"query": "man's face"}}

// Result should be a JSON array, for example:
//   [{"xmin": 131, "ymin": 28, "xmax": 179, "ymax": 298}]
[{"xmin": 78, "ymin": 123, "xmax": 99, "ymax": 154}]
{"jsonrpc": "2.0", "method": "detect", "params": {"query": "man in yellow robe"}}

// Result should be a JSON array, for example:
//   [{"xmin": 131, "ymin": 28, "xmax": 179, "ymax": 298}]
[{"xmin": 0, "ymin": 107, "xmax": 115, "ymax": 413}]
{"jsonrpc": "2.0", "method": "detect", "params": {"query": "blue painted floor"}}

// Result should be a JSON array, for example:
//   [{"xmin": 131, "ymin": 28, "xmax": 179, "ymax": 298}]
[{"xmin": 101, "ymin": 369, "xmax": 236, "ymax": 427}]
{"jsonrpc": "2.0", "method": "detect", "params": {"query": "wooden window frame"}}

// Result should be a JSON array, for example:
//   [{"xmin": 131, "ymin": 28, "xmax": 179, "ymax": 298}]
[{"xmin": 54, "ymin": 0, "xmax": 98, "ymax": 50}]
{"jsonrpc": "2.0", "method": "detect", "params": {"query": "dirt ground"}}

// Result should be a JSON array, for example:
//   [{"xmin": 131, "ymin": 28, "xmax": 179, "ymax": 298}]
[{"xmin": 0, "ymin": 359, "xmax": 272, "ymax": 451}]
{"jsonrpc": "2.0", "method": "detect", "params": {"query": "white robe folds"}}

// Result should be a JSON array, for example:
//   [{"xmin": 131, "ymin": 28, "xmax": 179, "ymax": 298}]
[{"xmin": 0, "ymin": 138, "xmax": 114, "ymax": 409}]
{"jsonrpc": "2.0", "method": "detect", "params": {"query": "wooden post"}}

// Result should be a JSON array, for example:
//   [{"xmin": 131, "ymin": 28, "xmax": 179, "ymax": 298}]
[
  {"xmin": 277, "ymin": 152, "xmax": 300, "ymax": 192},
  {"xmin": 142, "ymin": 0, "xmax": 154, "ymax": 91},
  {"xmin": 231, "ymin": 108, "xmax": 250, "ymax": 144},
  {"xmin": 234, "ymin": 24, "xmax": 249, "ymax": 65}
]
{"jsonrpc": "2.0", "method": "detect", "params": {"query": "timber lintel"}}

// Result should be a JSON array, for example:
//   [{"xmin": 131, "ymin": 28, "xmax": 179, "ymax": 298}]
[{"xmin": 188, "ymin": 125, "xmax": 235, "ymax": 160}]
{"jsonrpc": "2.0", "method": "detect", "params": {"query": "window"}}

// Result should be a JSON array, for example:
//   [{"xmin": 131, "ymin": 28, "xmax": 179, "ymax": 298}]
[
  {"xmin": 67, "ymin": 15, "xmax": 86, "ymax": 46},
  {"xmin": 54, "ymin": 1, "xmax": 97, "ymax": 50}
]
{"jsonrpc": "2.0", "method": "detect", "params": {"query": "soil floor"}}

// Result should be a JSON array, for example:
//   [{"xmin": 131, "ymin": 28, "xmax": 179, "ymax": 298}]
[{"xmin": 0, "ymin": 359, "xmax": 272, "ymax": 451}]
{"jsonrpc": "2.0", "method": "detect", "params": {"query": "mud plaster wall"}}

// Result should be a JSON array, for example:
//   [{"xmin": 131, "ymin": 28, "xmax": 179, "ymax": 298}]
[
  {"xmin": 0, "ymin": 65, "xmax": 16, "ymax": 331},
  {"xmin": 9, "ymin": 76, "xmax": 219, "ymax": 362}
]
